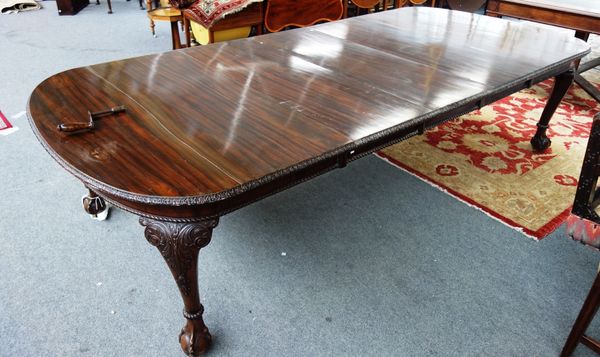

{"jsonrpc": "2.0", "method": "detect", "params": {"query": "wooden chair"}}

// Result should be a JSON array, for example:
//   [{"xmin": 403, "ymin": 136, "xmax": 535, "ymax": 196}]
[
  {"xmin": 562, "ymin": 112, "xmax": 600, "ymax": 356},
  {"xmin": 183, "ymin": 2, "xmax": 263, "ymax": 46},
  {"xmin": 146, "ymin": 0, "xmax": 183, "ymax": 50}
]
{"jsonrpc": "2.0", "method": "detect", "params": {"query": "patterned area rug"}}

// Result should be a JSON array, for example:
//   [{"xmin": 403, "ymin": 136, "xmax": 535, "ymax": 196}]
[
  {"xmin": 378, "ymin": 68, "xmax": 600, "ymax": 240},
  {"xmin": 185, "ymin": 0, "xmax": 261, "ymax": 28}
]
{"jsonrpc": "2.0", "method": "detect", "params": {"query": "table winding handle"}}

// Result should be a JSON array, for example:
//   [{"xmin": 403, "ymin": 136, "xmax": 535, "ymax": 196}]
[
  {"xmin": 57, "ymin": 105, "xmax": 126, "ymax": 133},
  {"xmin": 57, "ymin": 122, "xmax": 94, "ymax": 132}
]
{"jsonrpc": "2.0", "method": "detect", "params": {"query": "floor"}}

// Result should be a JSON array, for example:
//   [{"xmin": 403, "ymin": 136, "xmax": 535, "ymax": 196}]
[{"xmin": 1, "ymin": 2, "xmax": 599, "ymax": 356}]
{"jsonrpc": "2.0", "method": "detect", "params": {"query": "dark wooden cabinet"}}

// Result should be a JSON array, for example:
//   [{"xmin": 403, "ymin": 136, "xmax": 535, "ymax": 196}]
[{"xmin": 56, "ymin": 0, "xmax": 89, "ymax": 15}]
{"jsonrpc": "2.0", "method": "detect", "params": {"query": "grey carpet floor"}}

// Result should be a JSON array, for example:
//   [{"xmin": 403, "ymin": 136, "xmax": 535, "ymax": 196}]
[{"xmin": 1, "ymin": 3, "xmax": 599, "ymax": 356}]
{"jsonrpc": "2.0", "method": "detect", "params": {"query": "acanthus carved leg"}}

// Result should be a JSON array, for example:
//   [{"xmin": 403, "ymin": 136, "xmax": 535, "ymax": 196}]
[
  {"xmin": 82, "ymin": 189, "xmax": 109, "ymax": 221},
  {"xmin": 530, "ymin": 68, "xmax": 575, "ymax": 152},
  {"xmin": 140, "ymin": 217, "xmax": 219, "ymax": 356}
]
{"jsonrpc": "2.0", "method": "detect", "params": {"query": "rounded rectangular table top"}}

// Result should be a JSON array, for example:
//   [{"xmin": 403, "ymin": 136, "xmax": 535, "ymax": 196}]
[{"xmin": 27, "ymin": 7, "xmax": 589, "ymax": 209}]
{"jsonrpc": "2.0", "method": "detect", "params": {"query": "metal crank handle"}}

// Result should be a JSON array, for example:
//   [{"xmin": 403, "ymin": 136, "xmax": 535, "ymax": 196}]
[
  {"xmin": 91, "ymin": 105, "xmax": 126, "ymax": 118},
  {"xmin": 57, "ymin": 122, "xmax": 94, "ymax": 132},
  {"xmin": 57, "ymin": 104, "xmax": 126, "ymax": 132}
]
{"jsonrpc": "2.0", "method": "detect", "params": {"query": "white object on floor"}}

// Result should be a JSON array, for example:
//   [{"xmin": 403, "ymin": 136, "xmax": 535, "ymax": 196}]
[
  {"xmin": 11, "ymin": 111, "xmax": 25, "ymax": 119},
  {"xmin": 0, "ymin": 0, "xmax": 41, "ymax": 13},
  {"xmin": 0, "ymin": 126, "xmax": 19, "ymax": 135}
]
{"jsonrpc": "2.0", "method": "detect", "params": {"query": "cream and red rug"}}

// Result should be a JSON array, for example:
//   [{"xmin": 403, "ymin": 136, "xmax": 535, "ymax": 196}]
[{"xmin": 378, "ymin": 69, "xmax": 600, "ymax": 239}]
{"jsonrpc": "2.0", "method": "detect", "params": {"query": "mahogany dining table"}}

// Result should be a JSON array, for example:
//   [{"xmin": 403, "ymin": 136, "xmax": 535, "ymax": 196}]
[{"xmin": 28, "ymin": 7, "xmax": 589, "ymax": 356}]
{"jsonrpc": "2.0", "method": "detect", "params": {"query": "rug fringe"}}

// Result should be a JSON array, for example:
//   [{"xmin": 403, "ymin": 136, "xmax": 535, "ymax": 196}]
[{"xmin": 375, "ymin": 152, "xmax": 572, "ymax": 241}]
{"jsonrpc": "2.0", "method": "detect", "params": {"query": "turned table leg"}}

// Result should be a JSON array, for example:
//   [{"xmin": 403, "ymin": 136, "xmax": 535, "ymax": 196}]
[
  {"xmin": 171, "ymin": 21, "xmax": 182, "ymax": 50},
  {"xmin": 82, "ymin": 189, "xmax": 109, "ymax": 220},
  {"xmin": 184, "ymin": 17, "xmax": 191, "ymax": 48},
  {"xmin": 140, "ymin": 217, "xmax": 219, "ymax": 356},
  {"xmin": 530, "ymin": 68, "xmax": 575, "ymax": 151}
]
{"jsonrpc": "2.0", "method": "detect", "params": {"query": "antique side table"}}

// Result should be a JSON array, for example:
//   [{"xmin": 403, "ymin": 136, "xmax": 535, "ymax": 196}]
[{"xmin": 486, "ymin": 0, "xmax": 600, "ymax": 102}]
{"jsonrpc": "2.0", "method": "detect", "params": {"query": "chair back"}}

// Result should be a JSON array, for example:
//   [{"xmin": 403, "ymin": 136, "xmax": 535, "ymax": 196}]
[{"xmin": 351, "ymin": 0, "xmax": 381, "ymax": 8}]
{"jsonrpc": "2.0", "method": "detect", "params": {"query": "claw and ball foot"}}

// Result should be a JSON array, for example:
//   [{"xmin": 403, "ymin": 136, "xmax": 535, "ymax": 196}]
[
  {"xmin": 530, "ymin": 124, "xmax": 551, "ymax": 152},
  {"xmin": 180, "ymin": 309, "xmax": 212, "ymax": 355},
  {"xmin": 140, "ymin": 217, "xmax": 219, "ymax": 356}
]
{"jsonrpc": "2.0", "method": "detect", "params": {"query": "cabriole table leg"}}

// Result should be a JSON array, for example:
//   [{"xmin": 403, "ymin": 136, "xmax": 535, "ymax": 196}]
[
  {"xmin": 140, "ymin": 217, "xmax": 219, "ymax": 356},
  {"xmin": 530, "ymin": 68, "xmax": 575, "ymax": 151}
]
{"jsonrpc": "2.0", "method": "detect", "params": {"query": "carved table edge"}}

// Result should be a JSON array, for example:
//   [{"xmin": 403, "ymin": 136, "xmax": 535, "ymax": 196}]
[{"xmin": 26, "ymin": 49, "xmax": 588, "ymax": 210}]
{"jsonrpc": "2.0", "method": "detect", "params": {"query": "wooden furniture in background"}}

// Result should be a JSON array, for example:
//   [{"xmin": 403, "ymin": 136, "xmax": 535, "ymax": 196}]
[
  {"xmin": 486, "ymin": 0, "xmax": 600, "ymax": 102},
  {"xmin": 28, "ymin": 8, "xmax": 589, "ymax": 356},
  {"xmin": 264, "ymin": 0, "xmax": 344, "ymax": 32},
  {"xmin": 486, "ymin": 0, "xmax": 598, "ymax": 34},
  {"xmin": 183, "ymin": 2, "xmax": 263, "ymax": 46},
  {"xmin": 445, "ymin": 0, "xmax": 485, "ymax": 12},
  {"xmin": 55, "ymin": 0, "xmax": 88, "ymax": 15},
  {"xmin": 344, "ymin": 0, "xmax": 387, "ymax": 18},
  {"xmin": 394, "ymin": 0, "xmax": 435, "ymax": 7},
  {"xmin": 146, "ymin": 0, "xmax": 183, "ymax": 49},
  {"xmin": 97, "ymin": 0, "xmax": 144, "ymax": 14},
  {"xmin": 562, "ymin": 113, "xmax": 600, "ymax": 357}
]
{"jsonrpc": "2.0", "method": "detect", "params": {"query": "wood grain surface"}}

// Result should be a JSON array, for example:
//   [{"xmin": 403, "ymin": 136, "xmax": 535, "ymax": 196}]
[{"xmin": 28, "ymin": 7, "xmax": 589, "ymax": 219}]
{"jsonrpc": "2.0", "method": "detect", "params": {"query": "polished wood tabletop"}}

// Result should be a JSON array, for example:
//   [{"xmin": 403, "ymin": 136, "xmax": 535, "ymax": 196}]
[
  {"xmin": 28, "ymin": 7, "xmax": 589, "ymax": 356},
  {"xmin": 29, "ymin": 7, "xmax": 588, "ymax": 218}
]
